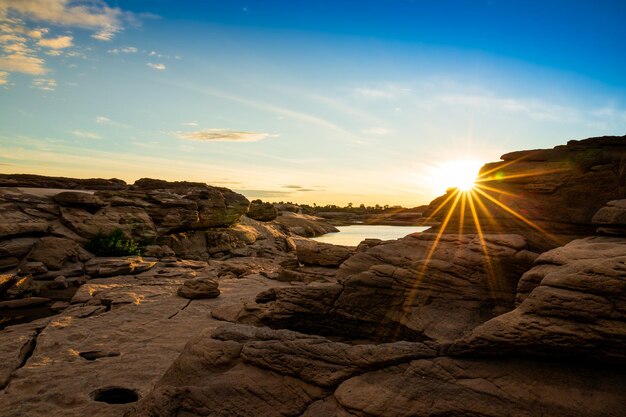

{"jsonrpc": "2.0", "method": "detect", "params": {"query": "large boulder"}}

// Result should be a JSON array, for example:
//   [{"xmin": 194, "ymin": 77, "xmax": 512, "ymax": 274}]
[
  {"xmin": 59, "ymin": 206, "xmax": 157, "ymax": 241},
  {"xmin": 593, "ymin": 199, "xmax": 626, "ymax": 235},
  {"xmin": 25, "ymin": 237, "xmax": 93, "ymax": 271},
  {"xmin": 177, "ymin": 276, "xmax": 220, "ymax": 299},
  {"xmin": 272, "ymin": 211, "xmax": 339, "ymax": 237},
  {"xmin": 295, "ymin": 239, "xmax": 353, "ymax": 267},
  {"xmin": 247, "ymin": 199, "xmax": 278, "ymax": 222},
  {"xmin": 450, "ymin": 236, "xmax": 626, "ymax": 363},
  {"xmin": 52, "ymin": 191, "xmax": 105, "ymax": 209}
]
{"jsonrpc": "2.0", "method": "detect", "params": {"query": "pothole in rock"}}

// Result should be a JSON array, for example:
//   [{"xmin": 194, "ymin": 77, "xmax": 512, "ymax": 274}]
[
  {"xmin": 79, "ymin": 350, "xmax": 120, "ymax": 361},
  {"xmin": 91, "ymin": 387, "xmax": 139, "ymax": 404}
]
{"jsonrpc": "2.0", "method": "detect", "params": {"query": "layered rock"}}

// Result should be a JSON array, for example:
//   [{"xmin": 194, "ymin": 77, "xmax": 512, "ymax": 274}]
[
  {"xmin": 250, "ymin": 232, "xmax": 534, "ymax": 343},
  {"xmin": 593, "ymin": 199, "xmax": 626, "ymax": 235},
  {"xmin": 272, "ymin": 211, "xmax": 339, "ymax": 237},
  {"xmin": 424, "ymin": 135, "xmax": 626, "ymax": 251},
  {"xmin": 246, "ymin": 199, "xmax": 278, "ymax": 221},
  {"xmin": 127, "ymin": 324, "xmax": 437, "ymax": 417},
  {"xmin": 450, "ymin": 236, "xmax": 626, "ymax": 363}
]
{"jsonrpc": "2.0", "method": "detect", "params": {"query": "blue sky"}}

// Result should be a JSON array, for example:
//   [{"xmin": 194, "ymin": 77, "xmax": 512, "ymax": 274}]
[{"xmin": 1, "ymin": 0, "xmax": 625, "ymax": 206}]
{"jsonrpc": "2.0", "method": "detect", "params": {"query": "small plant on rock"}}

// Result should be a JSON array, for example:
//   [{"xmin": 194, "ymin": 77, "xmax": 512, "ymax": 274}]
[{"xmin": 85, "ymin": 229, "xmax": 141, "ymax": 257}]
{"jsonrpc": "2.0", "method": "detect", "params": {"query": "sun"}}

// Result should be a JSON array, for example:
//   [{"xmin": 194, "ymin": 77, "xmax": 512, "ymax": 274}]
[{"xmin": 430, "ymin": 159, "xmax": 482, "ymax": 194}]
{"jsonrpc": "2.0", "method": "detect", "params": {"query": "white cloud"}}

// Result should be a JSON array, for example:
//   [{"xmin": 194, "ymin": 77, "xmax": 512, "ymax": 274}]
[
  {"xmin": 32, "ymin": 78, "xmax": 56, "ymax": 91},
  {"xmin": 108, "ymin": 46, "xmax": 137, "ymax": 54},
  {"xmin": 0, "ymin": 53, "xmax": 46, "ymax": 74},
  {"xmin": 362, "ymin": 127, "xmax": 393, "ymax": 135},
  {"xmin": 37, "ymin": 35, "xmax": 73, "ymax": 49},
  {"xmin": 182, "ymin": 121, "xmax": 199, "ymax": 127},
  {"xmin": 175, "ymin": 129, "xmax": 277, "ymax": 143},
  {"xmin": 72, "ymin": 130, "xmax": 101, "ymax": 139},
  {"xmin": 0, "ymin": 0, "xmax": 126, "ymax": 41},
  {"xmin": 0, "ymin": 70, "xmax": 7, "ymax": 84},
  {"xmin": 147, "ymin": 62, "xmax": 166, "ymax": 70}
]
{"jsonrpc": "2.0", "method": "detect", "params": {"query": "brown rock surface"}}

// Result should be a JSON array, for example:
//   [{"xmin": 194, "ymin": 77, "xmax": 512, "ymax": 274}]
[
  {"xmin": 0, "ymin": 262, "xmax": 292, "ymax": 417},
  {"xmin": 449, "ymin": 236, "xmax": 626, "ymax": 362},
  {"xmin": 273, "ymin": 211, "xmax": 339, "ymax": 237},
  {"xmin": 53, "ymin": 191, "xmax": 105, "ymax": 209},
  {"xmin": 257, "ymin": 232, "xmax": 533, "ymax": 343},
  {"xmin": 295, "ymin": 238, "xmax": 353, "ymax": 267},
  {"xmin": 26, "ymin": 236, "xmax": 93, "ymax": 271},
  {"xmin": 247, "ymin": 199, "xmax": 278, "ymax": 221},
  {"xmin": 177, "ymin": 276, "xmax": 220, "ymax": 299},
  {"xmin": 126, "ymin": 324, "xmax": 436, "ymax": 417},
  {"xmin": 593, "ymin": 199, "xmax": 626, "ymax": 235},
  {"xmin": 329, "ymin": 357, "xmax": 625, "ymax": 417}
]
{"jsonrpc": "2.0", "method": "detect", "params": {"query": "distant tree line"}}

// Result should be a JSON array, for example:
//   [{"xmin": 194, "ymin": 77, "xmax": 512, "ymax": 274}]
[{"xmin": 270, "ymin": 201, "xmax": 408, "ymax": 215}]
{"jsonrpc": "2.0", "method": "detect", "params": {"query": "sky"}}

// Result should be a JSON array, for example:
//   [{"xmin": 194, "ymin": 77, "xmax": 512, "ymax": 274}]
[{"xmin": 1, "ymin": 0, "xmax": 625, "ymax": 206}]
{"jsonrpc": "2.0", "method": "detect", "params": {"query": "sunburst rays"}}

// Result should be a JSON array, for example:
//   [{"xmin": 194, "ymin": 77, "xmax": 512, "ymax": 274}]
[{"xmin": 396, "ymin": 155, "xmax": 568, "ymax": 333}]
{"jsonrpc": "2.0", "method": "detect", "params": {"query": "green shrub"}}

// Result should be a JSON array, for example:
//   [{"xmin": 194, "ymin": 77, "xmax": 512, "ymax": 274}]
[{"xmin": 85, "ymin": 229, "xmax": 141, "ymax": 257}]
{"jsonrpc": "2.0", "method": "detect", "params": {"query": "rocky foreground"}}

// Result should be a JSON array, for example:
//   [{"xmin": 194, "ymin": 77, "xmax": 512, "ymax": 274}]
[{"xmin": 0, "ymin": 135, "xmax": 625, "ymax": 416}]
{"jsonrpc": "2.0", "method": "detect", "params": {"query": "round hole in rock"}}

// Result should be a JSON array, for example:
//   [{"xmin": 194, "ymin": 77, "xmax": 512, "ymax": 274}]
[{"xmin": 91, "ymin": 387, "xmax": 139, "ymax": 404}]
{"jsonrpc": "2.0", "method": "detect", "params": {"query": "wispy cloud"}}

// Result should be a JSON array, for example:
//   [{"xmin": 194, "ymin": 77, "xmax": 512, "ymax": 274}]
[
  {"xmin": 95, "ymin": 116, "xmax": 128, "ymax": 128},
  {"xmin": 0, "ymin": 70, "xmax": 7, "ymax": 85},
  {"xmin": 147, "ymin": 62, "xmax": 166, "ymax": 70},
  {"xmin": 182, "ymin": 121, "xmax": 199, "ymax": 127},
  {"xmin": 166, "ymin": 80, "xmax": 363, "ymax": 144},
  {"xmin": 72, "ymin": 130, "xmax": 101, "ymax": 139},
  {"xmin": 108, "ymin": 46, "xmax": 138, "ymax": 54},
  {"xmin": 175, "ymin": 129, "xmax": 277, "ymax": 143},
  {"xmin": 32, "ymin": 78, "xmax": 56, "ymax": 91},
  {"xmin": 37, "ymin": 35, "xmax": 73, "ymax": 49}
]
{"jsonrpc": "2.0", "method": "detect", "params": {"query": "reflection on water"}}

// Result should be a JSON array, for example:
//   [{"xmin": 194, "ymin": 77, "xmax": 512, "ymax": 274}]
[{"xmin": 312, "ymin": 225, "xmax": 430, "ymax": 246}]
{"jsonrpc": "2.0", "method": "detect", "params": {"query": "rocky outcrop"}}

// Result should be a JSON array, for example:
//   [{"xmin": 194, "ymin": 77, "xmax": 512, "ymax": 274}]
[
  {"xmin": 593, "ymin": 199, "xmax": 626, "ymax": 235},
  {"xmin": 177, "ymin": 276, "xmax": 220, "ymax": 299},
  {"xmin": 424, "ymin": 135, "xmax": 626, "ymax": 251},
  {"xmin": 272, "ymin": 211, "xmax": 339, "ymax": 237},
  {"xmin": 450, "ymin": 236, "xmax": 626, "ymax": 363},
  {"xmin": 0, "ymin": 174, "xmax": 127, "ymax": 190},
  {"xmin": 0, "ymin": 177, "xmax": 296, "ymax": 327},
  {"xmin": 246, "ymin": 199, "xmax": 278, "ymax": 221},
  {"xmin": 249, "ymin": 233, "xmax": 534, "ymax": 343},
  {"xmin": 127, "ymin": 323, "xmax": 625, "ymax": 417},
  {"xmin": 295, "ymin": 239, "xmax": 353, "ymax": 267}
]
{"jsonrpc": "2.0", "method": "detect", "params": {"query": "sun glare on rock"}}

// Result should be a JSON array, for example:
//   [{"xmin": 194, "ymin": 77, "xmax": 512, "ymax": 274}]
[{"xmin": 431, "ymin": 160, "xmax": 482, "ymax": 194}]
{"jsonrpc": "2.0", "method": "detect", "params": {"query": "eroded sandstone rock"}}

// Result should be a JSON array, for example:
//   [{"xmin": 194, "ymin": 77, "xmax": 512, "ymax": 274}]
[
  {"xmin": 449, "ymin": 236, "xmax": 626, "ymax": 363},
  {"xmin": 177, "ymin": 276, "xmax": 220, "ymax": 299},
  {"xmin": 126, "ymin": 324, "xmax": 436, "ymax": 417},
  {"xmin": 256, "ymin": 233, "xmax": 533, "ymax": 343}
]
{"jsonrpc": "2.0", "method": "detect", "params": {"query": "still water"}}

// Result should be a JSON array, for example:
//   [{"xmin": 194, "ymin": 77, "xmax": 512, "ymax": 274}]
[{"xmin": 312, "ymin": 225, "xmax": 431, "ymax": 246}]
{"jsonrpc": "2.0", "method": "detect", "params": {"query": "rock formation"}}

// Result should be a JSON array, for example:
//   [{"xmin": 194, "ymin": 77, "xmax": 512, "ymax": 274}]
[
  {"xmin": 0, "ymin": 135, "xmax": 625, "ymax": 417},
  {"xmin": 424, "ymin": 135, "xmax": 626, "ymax": 251}
]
